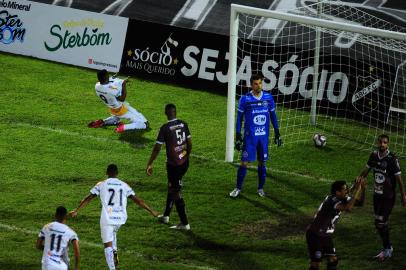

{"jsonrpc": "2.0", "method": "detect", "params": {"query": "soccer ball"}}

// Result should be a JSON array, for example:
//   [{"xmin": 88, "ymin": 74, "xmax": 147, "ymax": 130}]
[{"xmin": 313, "ymin": 133, "xmax": 327, "ymax": 148}]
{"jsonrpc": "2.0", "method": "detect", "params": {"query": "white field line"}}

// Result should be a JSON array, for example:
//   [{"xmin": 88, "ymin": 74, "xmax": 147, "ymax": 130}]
[
  {"xmin": 15, "ymin": 122, "xmax": 332, "ymax": 183},
  {"xmin": 0, "ymin": 223, "xmax": 216, "ymax": 270}
]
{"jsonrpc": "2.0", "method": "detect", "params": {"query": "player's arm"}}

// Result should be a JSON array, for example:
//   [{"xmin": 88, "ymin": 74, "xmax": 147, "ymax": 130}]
[
  {"xmin": 186, "ymin": 137, "xmax": 192, "ymax": 157},
  {"xmin": 129, "ymin": 195, "xmax": 159, "ymax": 217},
  {"xmin": 146, "ymin": 143, "xmax": 162, "ymax": 176},
  {"xmin": 117, "ymin": 80, "xmax": 127, "ymax": 102},
  {"xmin": 69, "ymin": 194, "xmax": 97, "ymax": 217},
  {"xmin": 235, "ymin": 111, "xmax": 244, "ymax": 151},
  {"xmin": 336, "ymin": 179, "xmax": 364, "ymax": 211},
  {"xmin": 268, "ymin": 98, "xmax": 282, "ymax": 146},
  {"xmin": 36, "ymin": 237, "xmax": 44, "ymax": 250},
  {"xmin": 71, "ymin": 239, "xmax": 80, "ymax": 270},
  {"xmin": 395, "ymin": 174, "xmax": 406, "ymax": 206}
]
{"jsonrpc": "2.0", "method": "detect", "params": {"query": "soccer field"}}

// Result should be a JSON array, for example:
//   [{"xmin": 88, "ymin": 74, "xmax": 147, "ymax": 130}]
[{"xmin": 1, "ymin": 52, "xmax": 405, "ymax": 270}]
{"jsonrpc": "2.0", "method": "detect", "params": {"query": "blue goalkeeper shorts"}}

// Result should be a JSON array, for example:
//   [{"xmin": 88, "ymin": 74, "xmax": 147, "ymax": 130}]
[{"xmin": 241, "ymin": 137, "xmax": 269, "ymax": 162}]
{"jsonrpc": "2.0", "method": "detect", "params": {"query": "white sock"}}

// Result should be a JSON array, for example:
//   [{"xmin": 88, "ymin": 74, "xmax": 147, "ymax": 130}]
[
  {"xmin": 124, "ymin": 121, "xmax": 146, "ymax": 130},
  {"xmin": 104, "ymin": 247, "xmax": 115, "ymax": 270}
]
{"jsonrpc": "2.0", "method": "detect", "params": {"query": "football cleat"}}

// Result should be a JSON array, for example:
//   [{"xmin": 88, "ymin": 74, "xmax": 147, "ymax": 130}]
[
  {"xmin": 229, "ymin": 188, "xmax": 241, "ymax": 198},
  {"xmin": 384, "ymin": 247, "xmax": 393, "ymax": 260},
  {"xmin": 88, "ymin": 119, "xmax": 105, "ymax": 128},
  {"xmin": 113, "ymin": 250, "xmax": 119, "ymax": 266},
  {"xmin": 374, "ymin": 247, "xmax": 393, "ymax": 262},
  {"xmin": 230, "ymin": 188, "xmax": 241, "ymax": 198},
  {"xmin": 157, "ymin": 214, "xmax": 169, "ymax": 224},
  {"xmin": 170, "ymin": 223, "xmax": 191, "ymax": 231},
  {"xmin": 257, "ymin": 189, "xmax": 266, "ymax": 197},
  {"xmin": 374, "ymin": 250, "xmax": 385, "ymax": 262},
  {"xmin": 114, "ymin": 123, "xmax": 125, "ymax": 133}
]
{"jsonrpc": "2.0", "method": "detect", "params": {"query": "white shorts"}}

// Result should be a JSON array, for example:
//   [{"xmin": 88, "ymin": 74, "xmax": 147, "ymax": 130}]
[
  {"xmin": 120, "ymin": 104, "xmax": 147, "ymax": 123},
  {"xmin": 42, "ymin": 260, "xmax": 68, "ymax": 270},
  {"xmin": 100, "ymin": 224, "xmax": 121, "ymax": 244}
]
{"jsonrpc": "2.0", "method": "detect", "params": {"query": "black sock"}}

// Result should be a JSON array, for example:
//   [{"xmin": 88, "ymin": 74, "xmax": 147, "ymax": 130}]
[
  {"xmin": 378, "ymin": 225, "xmax": 391, "ymax": 249},
  {"xmin": 163, "ymin": 193, "xmax": 174, "ymax": 217},
  {"xmin": 175, "ymin": 198, "xmax": 188, "ymax": 225}
]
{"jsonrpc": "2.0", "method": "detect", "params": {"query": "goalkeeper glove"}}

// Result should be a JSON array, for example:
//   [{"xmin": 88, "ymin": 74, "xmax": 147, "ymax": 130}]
[
  {"xmin": 274, "ymin": 130, "xmax": 282, "ymax": 147},
  {"xmin": 235, "ymin": 133, "xmax": 243, "ymax": 151}
]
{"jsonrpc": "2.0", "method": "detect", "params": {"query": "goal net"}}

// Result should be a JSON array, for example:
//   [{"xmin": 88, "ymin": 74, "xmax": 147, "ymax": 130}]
[{"xmin": 225, "ymin": 2, "xmax": 406, "ymax": 162}]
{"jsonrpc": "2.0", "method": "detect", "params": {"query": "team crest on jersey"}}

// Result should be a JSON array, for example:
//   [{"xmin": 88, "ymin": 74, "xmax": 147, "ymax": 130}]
[
  {"xmin": 351, "ymin": 75, "xmax": 381, "ymax": 115},
  {"xmin": 242, "ymin": 151, "xmax": 248, "ymax": 158}
]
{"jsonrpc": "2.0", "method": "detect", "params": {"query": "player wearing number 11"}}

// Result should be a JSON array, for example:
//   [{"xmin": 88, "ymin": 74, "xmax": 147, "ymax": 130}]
[{"xmin": 69, "ymin": 164, "xmax": 158, "ymax": 270}]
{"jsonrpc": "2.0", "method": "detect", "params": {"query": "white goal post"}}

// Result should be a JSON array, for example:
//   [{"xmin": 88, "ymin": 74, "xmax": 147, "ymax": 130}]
[{"xmin": 225, "ymin": 3, "xmax": 406, "ymax": 162}]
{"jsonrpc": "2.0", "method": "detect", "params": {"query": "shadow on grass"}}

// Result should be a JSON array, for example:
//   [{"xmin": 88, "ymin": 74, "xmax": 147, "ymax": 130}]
[
  {"xmin": 118, "ymin": 129, "xmax": 154, "ymax": 148},
  {"xmin": 0, "ymin": 261, "xmax": 38, "ymax": 270},
  {"xmin": 173, "ymin": 231, "xmax": 307, "ymax": 270},
  {"xmin": 237, "ymin": 194, "xmax": 312, "ymax": 240}
]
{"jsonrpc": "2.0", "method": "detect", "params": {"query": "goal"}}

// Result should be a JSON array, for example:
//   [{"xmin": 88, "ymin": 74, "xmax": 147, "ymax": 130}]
[{"xmin": 225, "ymin": 2, "xmax": 406, "ymax": 162}]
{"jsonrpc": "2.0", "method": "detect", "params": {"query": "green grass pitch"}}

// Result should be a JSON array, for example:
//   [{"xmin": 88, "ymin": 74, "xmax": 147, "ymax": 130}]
[{"xmin": 0, "ymin": 52, "xmax": 405, "ymax": 270}]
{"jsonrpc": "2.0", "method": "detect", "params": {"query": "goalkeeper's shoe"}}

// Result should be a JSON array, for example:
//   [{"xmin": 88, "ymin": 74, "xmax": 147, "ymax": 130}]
[
  {"xmin": 257, "ymin": 189, "xmax": 266, "ymax": 197},
  {"xmin": 157, "ymin": 215, "xmax": 169, "ymax": 224},
  {"xmin": 229, "ymin": 188, "xmax": 241, "ymax": 198},
  {"xmin": 114, "ymin": 123, "xmax": 125, "ymax": 133},
  {"xmin": 170, "ymin": 223, "xmax": 190, "ymax": 231},
  {"xmin": 113, "ymin": 250, "xmax": 119, "ymax": 266},
  {"xmin": 88, "ymin": 119, "xmax": 105, "ymax": 128}
]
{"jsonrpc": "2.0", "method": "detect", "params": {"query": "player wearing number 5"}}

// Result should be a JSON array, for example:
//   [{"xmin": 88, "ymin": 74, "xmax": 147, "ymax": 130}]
[
  {"xmin": 146, "ymin": 104, "xmax": 192, "ymax": 230},
  {"xmin": 88, "ymin": 69, "xmax": 149, "ymax": 133},
  {"xmin": 37, "ymin": 206, "xmax": 80, "ymax": 270},
  {"xmin": 69, "ymin": 164, "xmax": 158, "ymax": 270},
  {"xmin": 229, "ymin": 74, "xmax": 282, "ymax": 198}
]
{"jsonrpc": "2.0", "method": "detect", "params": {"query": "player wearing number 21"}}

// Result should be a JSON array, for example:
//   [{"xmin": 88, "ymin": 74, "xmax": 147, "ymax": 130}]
[{"xmin": 69, "ymin": 164, "xmax": 158, "ymax": 270}]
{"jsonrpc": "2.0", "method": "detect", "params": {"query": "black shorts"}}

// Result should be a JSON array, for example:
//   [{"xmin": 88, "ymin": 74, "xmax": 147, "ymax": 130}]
[
  {"xmin": 373, "ymin": 195, "xmax": 395, "ymax": 223},
  {"xmin": 306, "ymin": 230, "xmax": 336, "ymax": 262},
  {"xmin": 166, "ymin": 160, "xmax": 189, "ymax": 192}
]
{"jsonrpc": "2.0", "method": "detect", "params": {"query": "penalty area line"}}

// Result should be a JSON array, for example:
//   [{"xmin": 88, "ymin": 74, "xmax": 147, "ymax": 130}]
[
  {"xmin": 15, "ymin": 122, "xmax": 332, "ymax": 183},
  {"xmin": 0, "ymin": 223, "xmax": 217, "ymax": 270}
]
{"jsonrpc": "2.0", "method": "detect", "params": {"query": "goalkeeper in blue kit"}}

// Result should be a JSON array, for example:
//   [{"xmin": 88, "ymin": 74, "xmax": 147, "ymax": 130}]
[{"xmin": 229, "ymin": 74, "xmax": 282, "ymax": 198}]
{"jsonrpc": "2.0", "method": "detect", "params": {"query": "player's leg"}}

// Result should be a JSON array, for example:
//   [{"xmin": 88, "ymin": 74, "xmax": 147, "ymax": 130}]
[
  {"xmin": 230, "ymin": 139, "xmax": 254, "ymax": 198},
  {"xmin": 112, "ymin": 225, "xmax": 121, "ymax": 266},
  {"xmin": 305, "ymin": 230, "xmax": 322, "ymax": 270},
  {"xmin": 323, "ymin": 236, "xmax": 337, "ymax": 270},
  {"xmin": 115, "ymin": 105, "xmax": 148, "ymax": 132},
  {"xmin": 326, "ymin": 256, "xmax": 338, "ymax": 270},
  {"xmin": 168, "ymin": 161, "xmax": 190, "ymax": 230},
  {"xmin": 256, "ymin": 140, "xmax": 268, "ymax": 197},
  {"xmin": 373, "ymin": 196, "xmax": 395, "ymax": 261},
  {"xmin": 101, "ymin": 225, "xmax": 116, "ymax": 270}
]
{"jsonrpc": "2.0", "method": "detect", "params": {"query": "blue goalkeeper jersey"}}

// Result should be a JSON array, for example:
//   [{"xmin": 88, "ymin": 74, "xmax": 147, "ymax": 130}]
[{"xmin": 237, "ymin": 91, "xmax": 277, "ymax": 139}]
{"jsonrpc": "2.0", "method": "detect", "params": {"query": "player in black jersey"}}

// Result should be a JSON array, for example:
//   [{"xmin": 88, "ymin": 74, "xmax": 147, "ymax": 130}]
[
  {"xmin": 357, "ymin": 134, "xmax": 406, "ymax": 261},
  {"xmin": 146, "ymin": 103, "xmax": 192, "ymax": 230},
  {"xmin": 306, "ymin": 180, "xmax": 363, "ymax": 270}
]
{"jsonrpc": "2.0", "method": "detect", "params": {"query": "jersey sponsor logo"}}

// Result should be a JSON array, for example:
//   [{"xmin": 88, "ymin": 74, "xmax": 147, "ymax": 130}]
[
  {"xmin": 254, "ymin": 126, "xmax": 266, "ymax": 136},
  {"xmin": 252, "ymin": 109, "xmax": 268, "ymax": 114},
  {"xmin": 169, "ymin": 123, "xmax": 184, "ymax": 130},
  {"xmin": 374, "ymin": 172, "xmax": 385, "ymax": 184},
  {"xmin": 253, "ymin": 114, "xmax": 267, "ymax": 125}
]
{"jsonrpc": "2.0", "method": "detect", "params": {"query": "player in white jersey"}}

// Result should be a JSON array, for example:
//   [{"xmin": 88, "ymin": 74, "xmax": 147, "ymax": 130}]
[
  {"xmin": 88, "ymin": 69, "xmax": 149, "ymax": 133},
  {"xmin": 37, "ymin": 206, "xmax": 80, "ymax": 270},
  {"xmin": 69, "ymin": 164, "xmax": 158, "ymax": 270}
]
